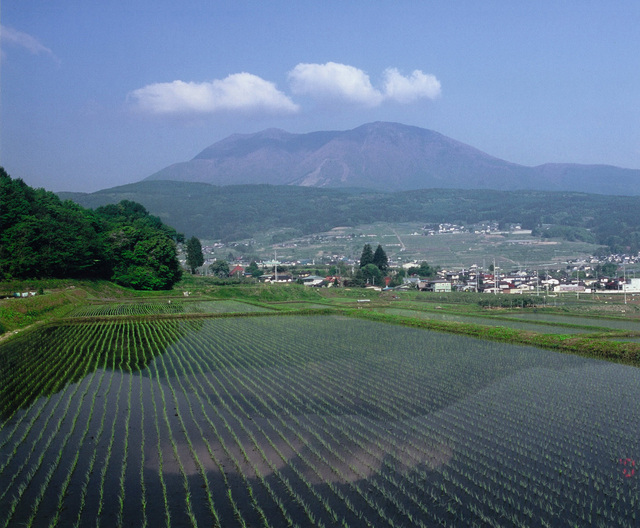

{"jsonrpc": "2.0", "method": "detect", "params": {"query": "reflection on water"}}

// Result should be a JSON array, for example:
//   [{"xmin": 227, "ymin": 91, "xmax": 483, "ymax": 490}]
[{"xmin": 0, "ymin": 320, "xmax": 187, "ymax": 419}]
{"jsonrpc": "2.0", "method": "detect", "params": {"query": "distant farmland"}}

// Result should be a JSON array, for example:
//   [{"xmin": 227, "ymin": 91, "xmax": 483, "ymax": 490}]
[{"xmin": 1, "ymin": 315, "xmax": 639, "ymax": 527}]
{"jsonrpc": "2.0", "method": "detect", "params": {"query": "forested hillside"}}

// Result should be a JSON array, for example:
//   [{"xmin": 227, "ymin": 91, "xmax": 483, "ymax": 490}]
[
  {"xmin": 0, "ymin": 169, "xmax": 182, "ymax": 290},
  {"xmin": 62, "ymin": 180, "xmax": 640, "ymax": 253}
]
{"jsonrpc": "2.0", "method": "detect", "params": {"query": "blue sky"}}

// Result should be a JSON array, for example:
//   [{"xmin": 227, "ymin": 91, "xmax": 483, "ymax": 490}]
[{"xmin": 2, "ymin": 1, "xmax": 639, "ymax": 192}]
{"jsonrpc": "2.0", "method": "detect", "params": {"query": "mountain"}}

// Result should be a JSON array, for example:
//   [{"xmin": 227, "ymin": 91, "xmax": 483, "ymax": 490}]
[{"xmin": 145, "ymin": 122, "xmax": 640, "ymax": 195}]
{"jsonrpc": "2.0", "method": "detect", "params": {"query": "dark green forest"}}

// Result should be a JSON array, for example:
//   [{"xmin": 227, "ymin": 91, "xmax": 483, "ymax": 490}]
[
  {"xmin": 61, "ymin": 180, "xmax": 640, "ymax": 253},
  {"xmin": 0, "ymin": 169, "xmax": 182, "ymax": 290}
]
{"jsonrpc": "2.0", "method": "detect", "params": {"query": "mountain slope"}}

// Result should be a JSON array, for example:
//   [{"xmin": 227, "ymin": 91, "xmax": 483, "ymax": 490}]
[
  {"xmin": 60, "ymin": 180, "xmax": 640, "ymax": 253},
  {"xmin": 144, "ymin": 122, "xmax": 640, "ymax": 195}
]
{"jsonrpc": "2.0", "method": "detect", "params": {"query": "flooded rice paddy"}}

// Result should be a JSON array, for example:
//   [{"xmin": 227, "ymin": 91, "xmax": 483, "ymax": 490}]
[{"xmin": 1, "ymin": 315, "xmax": 639, "ymax": 527}]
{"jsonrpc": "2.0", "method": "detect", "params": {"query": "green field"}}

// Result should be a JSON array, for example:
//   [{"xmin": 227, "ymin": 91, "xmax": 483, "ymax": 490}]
[
  {"xmin": 1, "ymin": 314, "xmax": 639, "ymax": 527},
  {"xmin": 68, "ymin": 300, "xmax": 272, "ymax": 317},
  {"xmin": 243, "ymin": 222, "xmax": 603, "ymax": 268}
]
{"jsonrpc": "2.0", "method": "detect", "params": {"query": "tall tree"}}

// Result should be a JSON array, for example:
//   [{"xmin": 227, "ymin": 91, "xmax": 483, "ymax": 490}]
[
  {"xmin": 186, "ymin": 236, "xmax": 204, "ymax": 274},
  {"xmin": 359, "ymin": 243, "xmax": 374, "ymax": 268},
  {"xmin": 246, "ymin": 261, "xmax": 262, "ymax": 278},
  {"xmin": 372, "ymin": 244, "xmax": 388, "ymax": 273}
]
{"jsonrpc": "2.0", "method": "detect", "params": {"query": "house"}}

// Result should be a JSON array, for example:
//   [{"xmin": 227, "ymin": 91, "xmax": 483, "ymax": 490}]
[
  {"xmin": 263, "ymin": 273, "xmax": 293, "ymax": 283},
  {"xmin": 623, "ymin": 278, "xmax": 640, "ymax": 293},
  {"xmin": 229, "ymin": 265, "xmax": 245, "ymax": 277},
  {"xmin": 301, "ymin": 275, "xmax": 326, "ymax": 286},
  {"xmin": 420, "ymin": 280, "xmax": 452, "ymax": 293}
]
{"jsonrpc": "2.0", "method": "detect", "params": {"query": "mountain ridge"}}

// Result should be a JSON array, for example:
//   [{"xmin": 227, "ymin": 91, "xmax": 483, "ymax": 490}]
[{"xmin": 144, "ymin": 122, "xmax": 640, "ymax": 195}]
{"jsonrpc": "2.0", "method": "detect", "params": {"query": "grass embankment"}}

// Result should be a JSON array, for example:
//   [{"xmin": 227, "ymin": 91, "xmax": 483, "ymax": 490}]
[
  {"xmin": 0, "ymin": 280, "xmax": 137, "ymax": 336},
  {"xmin": 348, "ymin": 309, "xmax": 640, "ymax": 367}
]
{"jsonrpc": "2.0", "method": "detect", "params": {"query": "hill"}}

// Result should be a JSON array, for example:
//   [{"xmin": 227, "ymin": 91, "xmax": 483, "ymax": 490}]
[
  {"xmin": 144, "ymin": 122, "xmax": 640, "ymax": 195},
  {"xmin": 60, "ymin": 181, "xmax": 640, "ymax": 253},
  {"xmin": 1, "ymin": 169, "xmax": 181, "ymax": 289}
]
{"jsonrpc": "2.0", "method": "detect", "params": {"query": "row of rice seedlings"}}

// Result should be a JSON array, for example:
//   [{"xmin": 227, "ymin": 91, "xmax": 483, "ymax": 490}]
[
  {"xmin": 309, "ymin": 331, "xmax": 639, "ymax": 526},
  {"xmin": 0, "ymin": 326, "xmax": 79, "ymax": 474},
  {"xmin": 0, "ymin": 323, "xmax": 87, "ymax": 423},
  {"xmin": 212, "ymin": 320, "xmax": 576, "ymax": 524},
  {"xmin": 290, "ymin": 334, "xmax": 536, "ymax": 525},
  {"xmin": 269, "ymin": 362, "xmax": 445, "ymax": 526},
  {"xmin": 316, "ymin": 342, "xmax": 580, "ymax": 524},
  {"xmin": 301, "ymin": 355, "xmax": 492, "ymax": 525},
  {"xmin": 157, "ymin": 321, "xmax": 304, "ymax": 525},
  {"xmin": 146, "ymin": 332, "xmax": 199, "ymax": 527},
  {"xmin": 174, "ymin": 324, "xmax": 339, "ymax": 527},
  {"xmin": 42, "ymin": 346, "xmax": 108, "ymax": 528},
  {"xmin": 135, "ymin": 325, "xmax": 148, "ymax": 528},
  {"xmin": 23, "ymin": 364, "xmax": 101, "ymax": 527},
  {"xmin": 154, "ymin": 319, "xmax": 280, "ymax": 528},
  {"xmin": 94, "ymin": 324, "xmax": 127, "ymax": 526},
  {"xmin": 214, "ymin": 362, "xmax": 360, "ymax": 528},
  {"xmin": 211, "ymin": 325, "xmax": 439, "ymax": 527},
  {"xmin": 143, "ymin": 326, "xmax": 172, "ymax": 528},
  {"xmin": 434, "ymin": 375, "xmax": 640, "ymax": 524},
  {"xmin": 186, "ymin": 321, "xmax": 402, "ymax": 527},
  {"xmin": 201, "ymin": 334, "xmax": 409, "ymax": 527},
  {"xmin": 0, "ymin": 330, "xmax": 93, "ymax": 497},
  {"xmin": 71, "ymin": 323, "xmax": 120, "ymax": 528},
  {"xmin": 115, "ymin": 322, "xmax": 134, "ymax": 527},
  {"xmin": 0, "ymin": 326, "xmax": 98, "ymax": 490},
  {"xmin": 147, "ymin": 323, "xmax": 221, "ymax": 527},
  {"xmin": 69, "ymin": 303, "xmax": 185, "ymax": 317},
  {"xmin": 1, "ymin": 326, "xmax": 102, "ymax": 527}
]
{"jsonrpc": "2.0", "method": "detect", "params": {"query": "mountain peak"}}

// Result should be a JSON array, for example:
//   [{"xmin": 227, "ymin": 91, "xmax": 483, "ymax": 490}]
[{"xmin": 145, "ymin": 122, "xmax": 640, "ymax": 195}]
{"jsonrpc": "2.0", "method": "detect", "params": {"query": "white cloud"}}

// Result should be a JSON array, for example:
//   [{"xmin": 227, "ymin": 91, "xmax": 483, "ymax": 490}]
[
  {"xmin": 382, "ymin": 68, "xmax": 441, "ymax": 103},
  {"xmin": 288, "ymin": 62, "xmax": 383, "ymax": 106},
  {"xmin": 1, "ymin": 25, "xmax": 58, "ymax": 62},
  {"xmin": 129, "ymin": 73, "xmax": 299, "ymax": 115},
  {"xmin": 288, "ymin": 62, "xmax": 441, "ymax": 106}
]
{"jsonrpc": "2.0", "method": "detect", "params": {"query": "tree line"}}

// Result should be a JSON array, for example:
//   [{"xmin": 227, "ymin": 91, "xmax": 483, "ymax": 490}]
[{"xmin": 0, "ymin": 168, "xmax": 182, "ymax": 290}]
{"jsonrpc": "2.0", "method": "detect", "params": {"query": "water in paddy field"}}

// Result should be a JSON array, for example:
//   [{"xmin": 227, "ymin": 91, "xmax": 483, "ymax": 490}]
[{"xmin": 1, "ymin": 316, "xmax": 639, "ymax": 527}]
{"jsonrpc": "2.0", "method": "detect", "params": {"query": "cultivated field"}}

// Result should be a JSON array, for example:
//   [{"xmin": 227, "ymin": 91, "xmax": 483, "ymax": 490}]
[
  {"xmin": 67, "ymin": 300, "xmax": 271, "ymax": 318},
  {"xmin": 1, "ymin": 314, "xmax": 639, "ymax": 527}
]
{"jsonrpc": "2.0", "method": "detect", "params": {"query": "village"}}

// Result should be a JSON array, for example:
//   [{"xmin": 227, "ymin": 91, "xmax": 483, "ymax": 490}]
[{"xmin": 185, "ymin": 241, "xmax": 640, "ymax": 296}]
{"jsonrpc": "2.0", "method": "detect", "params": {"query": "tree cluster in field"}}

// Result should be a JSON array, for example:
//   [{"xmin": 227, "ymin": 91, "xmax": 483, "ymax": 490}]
[
  {"xmin": 344, "ymin": 244, "xmax": 436, "ymax": 287},
  {"xmin": 347, "ymin": 244, "xmax": 389, "ymax": 287},
  {"xmin": 0, "ymin": 168, "xmax": 182, "ymax": 290}
]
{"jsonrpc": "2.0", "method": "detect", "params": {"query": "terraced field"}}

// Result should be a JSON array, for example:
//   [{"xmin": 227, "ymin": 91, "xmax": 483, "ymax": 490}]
[
  {"xmin": 1, "ymin": 315, "xmax": 639, "ymax": 527},
  {"xmin": 68, "ymin": 300, "xmax": 272, "ymax": 317}
]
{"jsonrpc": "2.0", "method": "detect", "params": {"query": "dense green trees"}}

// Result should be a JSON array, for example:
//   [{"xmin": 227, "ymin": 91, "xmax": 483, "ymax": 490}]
[
  {"xmin": 209, "ymin": 260, "xmax": 230, "ymax": 277},
  {"xmin": 186, "ymin": 236, "xmax": 204, "ymax": 274},
  {"xmin": 0, "ymin": 169, "xmax": 182, "ymax": 289},
  {"xmin": 1, "ymin": 171, "xmax": 108, "ymax": 280},
  {"xmin": 407, "ymin": 261, "xmax": 435, "ymax": 277},
  {"xmin": 372, "ymin": 244, "xmax": 388, "ymax": 272},
  {"xmin": 354, "ymin": 244, "xmax": 388, "ymax": 287},
  {"xmin": 246, "ymin": 261, "xmax": 262, "ymax": 278},
  {"xmin": 359, "ymin": 244, "xmax": 374, "ymax": 268}
]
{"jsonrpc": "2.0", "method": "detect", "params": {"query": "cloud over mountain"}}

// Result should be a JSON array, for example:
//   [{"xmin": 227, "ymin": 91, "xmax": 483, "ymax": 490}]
[
  {"xmin": 288, "ymin": 63, "xmax": 440, "ymax": 105},
  {"xmin": 129, "ymin": 73, "xmax": 299, "ymax": 115},
  {"xmin": 129, "ymin": 62, "xmax": 441, "ymax": 116}
]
